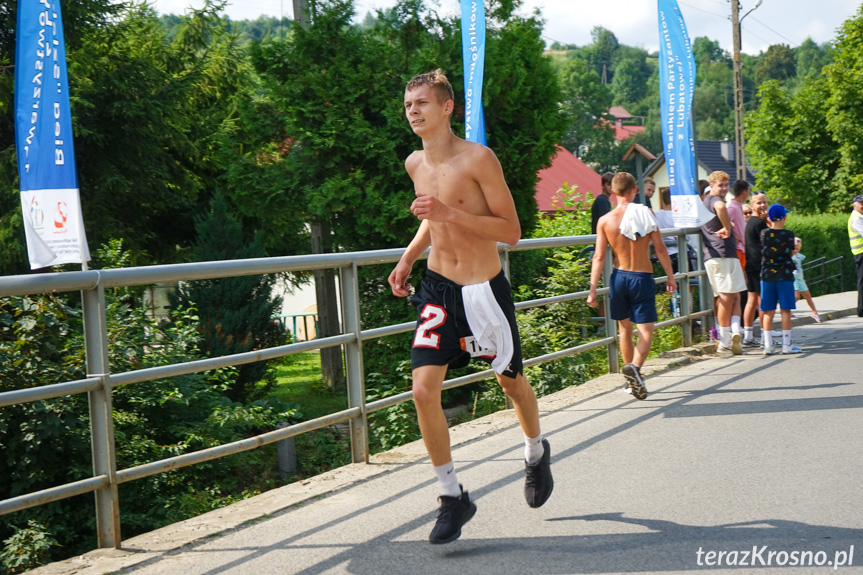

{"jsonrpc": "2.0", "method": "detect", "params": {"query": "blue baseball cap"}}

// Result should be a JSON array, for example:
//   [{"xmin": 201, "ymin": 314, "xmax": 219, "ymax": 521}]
[{"xmin": 767, "ymin": 204, "xmax": 788, "ymax": 221}]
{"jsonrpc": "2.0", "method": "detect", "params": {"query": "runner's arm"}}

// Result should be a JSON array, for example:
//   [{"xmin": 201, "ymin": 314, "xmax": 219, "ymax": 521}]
[
  {"xmin": 587, "ymin": 220, "xmax": 609, "ymax": 307},
  {"xmin": 388, "ymin": 220, "xmax": 430, "ymax": 297}
]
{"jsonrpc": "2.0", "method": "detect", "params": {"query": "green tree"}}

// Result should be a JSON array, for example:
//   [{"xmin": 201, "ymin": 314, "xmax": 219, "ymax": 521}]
[
  {"xmin": 692, "ymin": 36, "xmax": 729, "ymax": 68},
  {"xmin": 170, "ymin": 192, "xmax": 287, "ymax": 402},
  {"xmin": 584, "ymin": 26, "xmax": 619, "ymax": 83},
  {"xmin": 754, "ymin": 44, "xmax": 796, "ymax": 85},
  {"xmin": 794, "ymin": 38, "xmax": 831, "ymax": 81},
  {"xmin": 611, "ymin": 57, "xmax": 648, "ymax": 106},
  {"xmin": 825, "ymin": 5, "xmax": 863, "ymax": 197},
  {"xmin": 747, "ymin": 78, "xmax": 839, "ymax": 211},
  {"xmin": 558, "ymin": 58, "xmax": 612, "ymax": 156}
]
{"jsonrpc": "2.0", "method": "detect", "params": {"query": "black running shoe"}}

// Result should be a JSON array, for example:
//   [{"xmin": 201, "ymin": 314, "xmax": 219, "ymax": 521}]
[
  {"xmin": 524, "ymin": 438, "xmax": 554, "ymax": 508},
  {"xmin": 429, "ymin": 486, "xmax": 476, "ymax": 544},
  {"xmin": 622, "ymin": 363, "xmax": 648, "ymax": 400}
]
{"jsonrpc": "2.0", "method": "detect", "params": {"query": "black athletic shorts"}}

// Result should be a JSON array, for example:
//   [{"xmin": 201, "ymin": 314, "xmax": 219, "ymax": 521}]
[
  {"xmin": 410, "ymin": 269, "xmax": 523, "ymax": 379},
  {"xmin": 745, "ymin": 267, "xmax": 761, "ymax": 293}
]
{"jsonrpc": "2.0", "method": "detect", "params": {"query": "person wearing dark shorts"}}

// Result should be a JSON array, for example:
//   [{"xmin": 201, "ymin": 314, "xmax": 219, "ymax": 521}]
[
  {"xmin": 742, "ymin": 191, "xmax": 768, "ymax": 347},
  {"xmin": 411, "ymin": 269, "xmax": 523, "ymax": 380},
  {"xmin": 760, "ymin": 204, "xmax": 801, "ymax": 355},
  {"xmin": 588, "ymin": 173, "xmax": 676, "ymax": 400},
  {"xmin": 389, "ymin": 69, "xmax": 553, "ymax": 545},
  {"xmin": 609, "ymin": 269, "xmax": 658, "ymax": 324}
]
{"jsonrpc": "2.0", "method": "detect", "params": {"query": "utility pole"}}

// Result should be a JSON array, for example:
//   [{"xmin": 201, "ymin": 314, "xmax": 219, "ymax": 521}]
[
  {"xmin": 293, "ymin": 0, "xmax": 346, "ymax": 392},
  {"xmin": 730, "ymin": 0, "xmax": 761, "ymax": 182},
  {"xmin": 730, "ymin": 0, "xmax": 746, "ymax": 182},
  {"xmin": 292, "ymin": 0, "xmax": 309, "ymax": 27}
]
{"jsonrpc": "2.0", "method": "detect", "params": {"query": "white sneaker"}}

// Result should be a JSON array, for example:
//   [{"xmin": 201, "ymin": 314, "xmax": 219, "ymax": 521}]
[
  {"xmin": 763, "ymin": 346, "xmax": 777, "ymax": 356},
  {"xmin": 730, "ymin": 333, "xmax": 743, "ymax": 355},
  {"xmin": 771, "ymin": 330, "xmax": 783, "ymax": 337},
  {"xmin": 782, "ymin": 345, "xmax": 802, "ymax": 354}
]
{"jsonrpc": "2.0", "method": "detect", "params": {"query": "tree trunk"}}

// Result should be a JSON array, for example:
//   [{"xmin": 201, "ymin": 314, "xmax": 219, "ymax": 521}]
[{"xmin": 311, "ymin": 221, "xmax": 345, "ymax": 392}]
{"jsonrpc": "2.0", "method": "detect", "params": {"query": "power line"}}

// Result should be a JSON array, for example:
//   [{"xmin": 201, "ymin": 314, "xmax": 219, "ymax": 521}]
[
  {"xmin": 748, "ymin": 15, "xmax": 796, "ymax": 45},
  {"xmin": 677, "ymin": 1, "xmax": 727, "ymax": 19}
]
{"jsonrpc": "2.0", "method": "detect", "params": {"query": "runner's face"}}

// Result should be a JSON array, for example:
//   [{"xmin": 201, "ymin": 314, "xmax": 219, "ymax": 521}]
[{"xmin": 404, "ymin": 85, "xmax": 451, "ymax": 134}]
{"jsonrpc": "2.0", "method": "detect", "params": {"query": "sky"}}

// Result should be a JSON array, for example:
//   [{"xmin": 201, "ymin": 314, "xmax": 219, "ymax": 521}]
[{"xmin": 152, "ymin": 0, "xmax": 862, "ymax": 54}]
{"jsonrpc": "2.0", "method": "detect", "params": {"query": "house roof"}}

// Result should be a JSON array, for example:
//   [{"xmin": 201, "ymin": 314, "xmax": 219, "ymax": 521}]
[
  {"xmin": 645, "ymin": 140, "xmax": 756, "ymax": 185},
  {"xmin": 613, "ymin": 124, "xmax": 644, "ymax": 141},
  {"xmin": 535, "ymin": 146, "xmax": 604, "ymax": 212},
  {"xmin": 608, "ymin": 106, "xmax": 632, "ymax": 120}
]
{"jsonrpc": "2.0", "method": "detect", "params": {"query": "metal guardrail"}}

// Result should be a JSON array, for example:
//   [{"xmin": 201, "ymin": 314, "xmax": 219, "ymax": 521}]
[
  {"xmin": 0, "ymin": 228, "xmax": 710, "ymax": 550},
  {"xmin": 801, "ymin": 256, "xmax": 844, "ymax": 293}
]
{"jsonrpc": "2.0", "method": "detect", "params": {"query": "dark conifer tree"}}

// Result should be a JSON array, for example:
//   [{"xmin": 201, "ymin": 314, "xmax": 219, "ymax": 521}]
[{"xmin": 171, "ymin": 191, "xmax": 287, "ymax": 402}]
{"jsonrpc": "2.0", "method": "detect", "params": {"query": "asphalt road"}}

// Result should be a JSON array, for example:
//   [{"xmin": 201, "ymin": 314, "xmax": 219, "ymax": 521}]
[{"xmin": 68, "ymin": 312, "xmax": 863, "ymax": 575}]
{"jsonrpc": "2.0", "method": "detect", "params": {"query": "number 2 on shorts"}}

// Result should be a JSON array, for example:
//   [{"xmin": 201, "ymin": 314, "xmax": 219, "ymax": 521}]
[{"xmin": 414, "ymin": 304, "xmax": 446, "ymax": 348}]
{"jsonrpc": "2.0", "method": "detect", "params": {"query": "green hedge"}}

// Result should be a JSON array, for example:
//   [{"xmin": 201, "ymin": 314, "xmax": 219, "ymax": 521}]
[{"xmin": 786, "ymin": 212, "xmax": 857, "ymax": 296}]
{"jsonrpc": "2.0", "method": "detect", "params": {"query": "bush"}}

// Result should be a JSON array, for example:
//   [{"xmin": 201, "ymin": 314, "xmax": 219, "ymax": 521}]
[
  {"xmin": 1, "ymin": 521, "xmax": 60, "ymax": 574},
  {"xmin": 786, "ymin": 212, "xmax": 857, "ymax": 296}
]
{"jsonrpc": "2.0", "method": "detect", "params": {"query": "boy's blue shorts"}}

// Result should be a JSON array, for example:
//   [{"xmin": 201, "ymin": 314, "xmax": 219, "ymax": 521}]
[
  {"xmin": 610, "ymin": 269, "xmax": 657, "ymax": 324},
  {"xmin": 760, "ymin": 280, "xmax": 796, "ymax": 311}
]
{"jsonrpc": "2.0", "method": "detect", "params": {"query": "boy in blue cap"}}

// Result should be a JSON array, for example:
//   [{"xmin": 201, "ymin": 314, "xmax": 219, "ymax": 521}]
[{"xmin": 760, "ymin": 204, "xmax": 801, "ymax": 354}]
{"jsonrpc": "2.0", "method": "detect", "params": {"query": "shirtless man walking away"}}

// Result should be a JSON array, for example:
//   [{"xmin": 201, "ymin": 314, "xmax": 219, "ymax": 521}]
[
  {"xmin": 388, "ymin": 70, "xmax": 553, "ymax": 545},
  {"xmin": 587, "ymin": 173, "xmax": 676, "ymax": 399}
]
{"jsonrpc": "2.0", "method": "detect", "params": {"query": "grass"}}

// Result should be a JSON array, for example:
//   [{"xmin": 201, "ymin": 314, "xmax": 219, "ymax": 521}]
[{"xmin": 265, "ymin": 352, "xmax": 347, "ymax": 421}]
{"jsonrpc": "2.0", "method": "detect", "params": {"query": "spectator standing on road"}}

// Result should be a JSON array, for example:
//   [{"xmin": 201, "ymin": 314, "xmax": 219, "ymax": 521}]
[
  {"xmin": 791, "ymin": 237, "xmax": 822, "ymax": 323},
  {"xmin": 728, "ymin": 180, "xmax": 751, "ymax": 321},
  {"xmin": 742, "ymin": 192, "xmax": 768, "ymax": 347},
  {"xmin": 849, "ymin": 195, "xmax": 863, "ymax": 317},
  {"xmin": 700, "ymin": 171, "xmax": 747, "ymax": 355},
  {"xmin": 760, "ymin": 204, "xmax": 801, "ymax": 355}
]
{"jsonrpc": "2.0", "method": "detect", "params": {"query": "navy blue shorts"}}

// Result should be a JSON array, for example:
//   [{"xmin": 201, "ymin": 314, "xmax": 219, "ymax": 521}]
[
  {"xmin": 609, "ymin": 269, "xmax": 658, "ymax": 324},
  {"xmin": 410, "ymin": 269, "xmax": 523, "ymax": 379},
  {"xmin": 760, "ymin": 280, "xmax": 796, "ymax": 311}
]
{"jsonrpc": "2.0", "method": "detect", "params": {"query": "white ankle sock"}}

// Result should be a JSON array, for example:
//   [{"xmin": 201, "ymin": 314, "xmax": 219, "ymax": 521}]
[
  {"xmin": 744, "ymin": 326, "xmax": 753, "ymax": 340},
  {"xmin": 782, "ymin": 330, "xmax": 792, "ymax": 347},
  {"xmin": 731, "ymin": 315, "xmax": 741, "ymax": 335},
  {"xmin": 434, "ymin": 462, "xmax": 461, "ymax": 497},
  {"xmin": 524, "ymin": 433, "xmax": 544, "ymax": 466},
  {"xmin": 719, "ymin": 326, "xmax": 731, "ymax": 347},
  {"xmin": 763, "ymin": 330, "xmax": 772, "ymax": 348}
]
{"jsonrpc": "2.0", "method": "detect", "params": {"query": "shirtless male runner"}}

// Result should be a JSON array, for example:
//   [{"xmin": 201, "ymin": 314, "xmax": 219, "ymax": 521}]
[
  {"xmin": 587, "ymin": 173, "xmax": 676, "ymax": 399},
  {"xmin": 388, "ymin": 69, "xmax": 553, "ymax": 545}
]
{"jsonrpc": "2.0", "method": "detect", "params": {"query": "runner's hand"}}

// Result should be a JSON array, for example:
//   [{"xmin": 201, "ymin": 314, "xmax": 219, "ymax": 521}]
[
  {"xmin": 411, "ymin": 193, "xmax": 451, "ymax": 222},
  {"xmin": 388, "ymin": 261, "xmax": 412, "ymax": 297}
]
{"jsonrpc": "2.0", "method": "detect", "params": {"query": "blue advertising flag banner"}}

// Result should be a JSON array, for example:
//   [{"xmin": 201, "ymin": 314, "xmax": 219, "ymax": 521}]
[
  {"xmin": 460, "ymin": 0, "xmax": 486, "ymax": 145},
  {"xmin": 657, "ymin": 0, "xmax": 714, "ymax": 227},
  {"xmin": 15, "ymin": 0, "xmax": 90, "ymax": 269}
]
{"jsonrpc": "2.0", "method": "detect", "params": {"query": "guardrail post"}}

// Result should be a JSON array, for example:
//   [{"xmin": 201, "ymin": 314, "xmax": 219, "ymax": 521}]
[
  {"xmin": 602, "ymin": 245, "xmax": 619, "ymax": 373},
  {"xmin": 82, "ymin": 285, "xmax": 121, "ymax": 548},
  {"xmin": 339, "ymin": 263, "xmax": 368, "ymax": 463},
  {"xmin": 678, "ymin": 232, "xmax": 692, "ymax": 347},
  {"xmin": 695, "ymin": 232, "xmax": 711, "ymax": 338}
]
